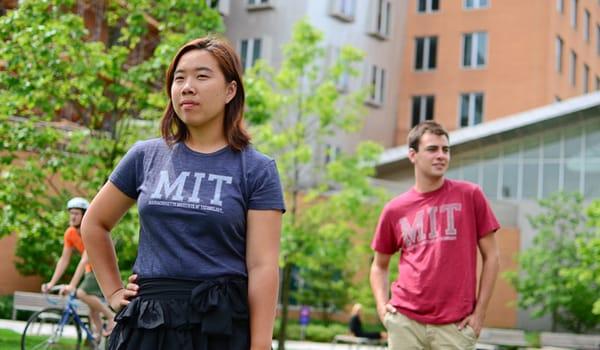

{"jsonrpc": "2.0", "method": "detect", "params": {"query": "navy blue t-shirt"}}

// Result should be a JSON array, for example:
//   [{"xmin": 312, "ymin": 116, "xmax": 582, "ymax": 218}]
[{"xmin": 109, "ymin": 138, "xmax": 286, "ymax": 279}]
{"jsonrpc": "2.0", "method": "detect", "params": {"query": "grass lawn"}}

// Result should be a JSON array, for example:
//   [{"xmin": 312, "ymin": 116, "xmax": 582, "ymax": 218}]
[
  {"xmin": 0, "ymin": 327, "xmax": 81, "ymax": 349},
  {"xmin": 0, "ymin": 328, "xmax": 21, "ymax": 350}
]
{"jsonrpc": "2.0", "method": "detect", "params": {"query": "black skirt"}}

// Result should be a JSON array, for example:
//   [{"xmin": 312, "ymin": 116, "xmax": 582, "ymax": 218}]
[{"xmin": 108, "ymin": 276, "xmax": 250, "ymax": 350}]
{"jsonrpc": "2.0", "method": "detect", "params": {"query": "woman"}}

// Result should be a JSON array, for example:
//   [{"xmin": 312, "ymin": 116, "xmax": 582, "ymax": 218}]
[
  {"xmin": 81, "ymin": 36, "xmax": 285, "ymax": 350},
  {"xmin": 349, "ymin": 303, "xmax": 386, "ymax": 340}
]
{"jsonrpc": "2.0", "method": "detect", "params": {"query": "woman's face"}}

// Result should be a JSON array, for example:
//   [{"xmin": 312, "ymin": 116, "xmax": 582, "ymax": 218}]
[{"xmin": 170, "ymin": 49, "xmax": 236, "ymax": 132}]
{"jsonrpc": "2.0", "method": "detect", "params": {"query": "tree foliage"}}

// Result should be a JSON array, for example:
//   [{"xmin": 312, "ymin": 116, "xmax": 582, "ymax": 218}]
[
  {"xmin": 559, "ymin": 200, "xmax": 600, "ymax": 320},
  {"xmin": 505, "ymin": 192, "xmax": 599, "ymax": 333},
  {"xmin": 245, "ymin": 19, "xmax": 388, "ymax": 349},
  {"xmin": 0, "ymin": 0, "xmax": 223, "ymax": 279}
]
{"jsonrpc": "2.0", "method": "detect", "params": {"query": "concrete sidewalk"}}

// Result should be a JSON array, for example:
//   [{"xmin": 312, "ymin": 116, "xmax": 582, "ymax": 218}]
[{"xmin": 0, "ymin": 318, "xmax": 383, "ymax": 350}]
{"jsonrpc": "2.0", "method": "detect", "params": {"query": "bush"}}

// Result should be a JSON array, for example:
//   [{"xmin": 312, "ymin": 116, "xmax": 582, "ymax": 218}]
[
  {"xmin": 273, "ymin": 319, "xmax": 358, "ymax": 342},
  {"xmin": 0, "ymin": 295, "xmax": 13, "ymax": 319}
]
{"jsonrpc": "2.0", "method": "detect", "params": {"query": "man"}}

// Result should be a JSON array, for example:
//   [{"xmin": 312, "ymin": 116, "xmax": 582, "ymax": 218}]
[
  {"xmin": 370, "ymin": 121, "xmax": 500, "ymax": 349},
  {"xmin": 42, "ymin": 197, "xmax": 115, "ymax": 338}
]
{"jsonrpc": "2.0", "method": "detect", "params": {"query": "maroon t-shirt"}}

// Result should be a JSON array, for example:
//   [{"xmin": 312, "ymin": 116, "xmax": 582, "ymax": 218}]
[{"xmin": 372, "ymin": 179, "xmax": 499, "ymax": 324}]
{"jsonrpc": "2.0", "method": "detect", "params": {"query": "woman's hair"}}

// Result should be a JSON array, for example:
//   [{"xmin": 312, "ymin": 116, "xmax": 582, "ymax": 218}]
[{"xmin": 160, "ymin": 36, "xmax": 250, "ymax": 151}]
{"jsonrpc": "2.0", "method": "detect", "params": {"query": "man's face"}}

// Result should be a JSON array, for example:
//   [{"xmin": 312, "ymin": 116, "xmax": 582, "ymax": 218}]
[
  {"xmin": 409, "ymin": 132, "xmax": 450, "ymax": 180},
  {"xmin": 68, "ymin": 208, "xmax": 84, "ymax": 228}
]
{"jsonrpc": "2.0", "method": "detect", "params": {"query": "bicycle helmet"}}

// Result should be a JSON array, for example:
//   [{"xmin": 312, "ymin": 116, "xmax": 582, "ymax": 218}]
[{"xmin": 67, "ymin": 197, "xmax": 89, "ymax": 211}]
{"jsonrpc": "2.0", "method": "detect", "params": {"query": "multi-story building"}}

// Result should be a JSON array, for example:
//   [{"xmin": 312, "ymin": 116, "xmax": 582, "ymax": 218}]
[
  {"xmin": 221, "ymin": 0, "xmax": 407, "ymax": 155},
  {"xmin": 377, "ymin": 0, "xmax": 600, "ymax": 331},
  {"xmin": 396, "ymin": 0, "xmax": 600, "ymax": 143}
]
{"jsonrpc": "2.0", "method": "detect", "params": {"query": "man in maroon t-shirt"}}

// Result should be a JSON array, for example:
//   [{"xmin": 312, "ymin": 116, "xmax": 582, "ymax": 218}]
[{"xmin": 370, "ymin": 121, "xmax": 500, "ymax": 350}]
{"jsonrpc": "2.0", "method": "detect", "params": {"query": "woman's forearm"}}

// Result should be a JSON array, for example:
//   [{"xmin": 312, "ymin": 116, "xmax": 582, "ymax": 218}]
[
  {"xmin": 247, "ymin": 264, "xmax": 279, "ymax": 350},
  {"xmin": 81, "ymin": 221, "xmax": 123, "ymax": 299}
]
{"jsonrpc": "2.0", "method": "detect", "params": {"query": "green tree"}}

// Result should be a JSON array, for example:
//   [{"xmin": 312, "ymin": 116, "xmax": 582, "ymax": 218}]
[
  {"xmin": 559, "ymin": 200, "xmax": 600, "ymax": 326},
  {"xmin": 505, "ymin": 192, "xmax": 598, "ymax": 332},
  {"xmin": 0, "ymin": 0, "xmax": 223, "ymax": 279},
  {"xmin": 245, "ymin": 19, "xmax": 387, "ymax": 349}
]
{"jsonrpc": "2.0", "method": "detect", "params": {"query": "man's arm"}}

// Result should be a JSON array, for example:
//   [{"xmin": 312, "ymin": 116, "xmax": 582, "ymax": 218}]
[
  {"xmin": 43, "ymin": 244, "xmax": 73, "ymax": 292},
  {"xmin": 459, "ymin": 232, "xmax": 499, "ymax": 335},
  {"xmin": 370, "ymin": 252, "xmax": 396, "ymax": 323},
  {"xmin": 61, "ymin": 251, "xmax": 88, "ymax": 295},
  {"xmin": 246, "ymin": 209, "xmax": 282, "ymax": 350}
]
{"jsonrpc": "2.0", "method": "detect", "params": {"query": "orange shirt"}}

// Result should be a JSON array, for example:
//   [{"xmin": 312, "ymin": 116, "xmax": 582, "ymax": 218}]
[{"xmin": 64, "ymin": 227, "xmax": 92, "ymax": 273}]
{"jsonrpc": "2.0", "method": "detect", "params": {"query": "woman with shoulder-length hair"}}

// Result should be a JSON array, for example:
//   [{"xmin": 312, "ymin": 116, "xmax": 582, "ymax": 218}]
[{"xmin": 81, "ymin": 36, "xmax": 285, "ymax": 350}]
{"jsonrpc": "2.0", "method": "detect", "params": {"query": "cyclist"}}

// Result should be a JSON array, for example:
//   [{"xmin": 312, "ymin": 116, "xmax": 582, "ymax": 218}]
[{"xmin": 41, "ymin": 197, "xmax": 115, "ymax": 339}]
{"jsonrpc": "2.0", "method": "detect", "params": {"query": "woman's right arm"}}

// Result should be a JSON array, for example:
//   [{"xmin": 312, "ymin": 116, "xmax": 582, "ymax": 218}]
[{"xmin": 81, "ymin": 181, "xmax": 136, "ymax": 311}]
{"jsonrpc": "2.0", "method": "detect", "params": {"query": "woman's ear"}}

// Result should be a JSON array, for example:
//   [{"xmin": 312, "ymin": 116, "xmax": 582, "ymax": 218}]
[{"xmin": 225, "ymin": 81, "xmax": 237, "ymax": 104}]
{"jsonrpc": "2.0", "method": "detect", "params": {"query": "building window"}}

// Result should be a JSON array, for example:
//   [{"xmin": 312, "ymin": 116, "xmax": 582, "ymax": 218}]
[
  {"xmin": 584, "ymin": 9, "xmax": 590, "ymax": 41},
  {"xmin": 569, "ymin": 50, "xmax": 577, "ymax": 86},
  {"xmin": 596, "ymin": 76, "xmax": 600, "ymax": 90},
  {"xmin": 324, "ymin": 144, "xmax": 341, "ymax": 164},
  {"xmin": 329, "ymin": 0, "xmax": 356, "ymax": 21},
  {"xmin": 459, "ymin": 93, "xmax": 484, "ymax": 127},
  {"xmin": 583, "ymin": 63, "xmax": 589, "ymax": 93},
  {"xmin": 414, "ymin": 36, "xmax": 438, "ymax": 71},
  {"xmin": 369, "ymin": 0, "xmax": 391, "ymax": 39},
  {"xmin": 462, "ymin": 32, "xmax": 487, "ymax": 68},
  {"xmin": 329, "ymin": 46, "xmax": 351, "ymax": 92},
  {"xmin": 464, "ymin": 0, "xmax": 489, "ymax": 9},
  {"xmin": 557, "ymin": 0, "xmax": 564, "ymax": 13},
  {"xmin": 571, "ymin": 0, "xmax": 578, "ymax": 28},
  {"xmin": 417, "ymin": 0, "xmax": 439, "ymax": 13},
  {"xmin": 366, "ymin": 64, "xmax": 385, "ymax": 106},
  {"xmin": 246, "ymin": 0, "xmax": 273, "ymax": 10},
  {"xmin": 411, "ymin": 95, "xmax": 435, "ymax": 127},
  {"xmin": 597, "ymin": 24, "xmax": 600, "ymax": 55},
  {"xmin": 240, "ymin": 38, "xmax": 262, "ymax": 70},
  {"xmin": 206, "ymin": 0, "xmax": 230, "ymax": 15},
  {"xmin": 556, "ymin": 36, "xmax": 563, "ymax": 73}
]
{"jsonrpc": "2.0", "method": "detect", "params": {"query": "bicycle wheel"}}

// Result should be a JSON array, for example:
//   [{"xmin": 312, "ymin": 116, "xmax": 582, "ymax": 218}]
[{"xmin": 21, "ymin": 307, "xmax": 82, "ymax": 350}]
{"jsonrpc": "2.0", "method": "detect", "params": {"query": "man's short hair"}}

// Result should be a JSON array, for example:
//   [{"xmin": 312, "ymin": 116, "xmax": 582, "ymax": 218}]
[{"xmin": 407, "ymin": 121, "xmax": 449, "ymax": 151}]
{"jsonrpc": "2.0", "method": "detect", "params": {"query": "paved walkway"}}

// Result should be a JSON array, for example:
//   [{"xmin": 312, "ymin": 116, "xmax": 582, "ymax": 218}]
[{"xmin": 0, "ymin": 319, "xmax": 383, "ymax": 350}]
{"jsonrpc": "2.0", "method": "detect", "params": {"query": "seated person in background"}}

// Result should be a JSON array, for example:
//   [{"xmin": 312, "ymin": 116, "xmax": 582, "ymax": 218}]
[{"xmin": 349, "ymin": 303, "xmax": 387, "ymax": 340}]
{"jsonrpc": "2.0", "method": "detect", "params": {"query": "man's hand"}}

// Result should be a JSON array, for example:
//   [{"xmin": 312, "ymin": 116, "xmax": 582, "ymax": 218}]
[
  {"xmin": 41, "ymin": 282, "xmax": 54, "ymax": 293},
  {"xmin": 458, "ymin": 312, "xmax": 484, "ymax": 337},
  {"xmin": 377, "ymin": 303, "xmax": 397, "ymax": 324},
  {"xmin": 108, "ymin": 274, "xmax": 139, "ymax": 313},
  {"xmin": 59, "ymin": 284, "xmax": 76, "ymax": 296}
]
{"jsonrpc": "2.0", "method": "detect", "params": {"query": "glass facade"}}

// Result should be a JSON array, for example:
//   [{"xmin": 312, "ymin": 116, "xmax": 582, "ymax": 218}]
[{"xmin": 446, "ymin": 118, "xmax": 600, "ymax": 199}]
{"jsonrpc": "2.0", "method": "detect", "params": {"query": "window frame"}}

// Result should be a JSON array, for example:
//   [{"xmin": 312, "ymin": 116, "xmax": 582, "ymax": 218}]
[
  {"xmin": 569, "ymin": 50, "xmax": 577, "ymax": 86},
  {"xmin": 417, "ymin": 0, "xmax": 440, "ymax": 13},
  {"xmin": 414, "ymin": 36, "xmax": 438, "ymax": 71},
  {"xmin": 411, "ymin": 95, "xmax": 435, "ymax": 127},
  {"xmin": 584, "ymin": 9, "xmax": 590, "ymax": 41},
  {"xmin": 239, "ymin": 37, "xmax": 263, "ymax": 70},
  {"xmin": 461, "ymin": 32, "xmax": 488, "ymax": 69},
  {"xmin": 329, "ymin": 0, "xmax": 356, "ymax": 22},
  {"xmin": 246, "ymin": 0, "xmax": 274, "ymax": 11},
  {"xmin": 463, "ymin": 0, "xmax": 490, "ymax": 10},
  {"xmin": 570, "ymin": 0, "xmax": 578, "ymax": 28},
  {"xmin": 556, "ymin": 36, "xmax": 564, "ymax": 73},
  {"xmin": 583, "ymin": 63, "xmax": 589, "ymax": 93},
  {"xmin": 365, "ymin": 63, "xmax": 386, "ymax": 107},
  {"xmin": 459, "ymin": 92, "xmax": 485, "ymax": 127},
  {"xmin": 368, "ymin": 0, "xmax": 392, "ymax": 39}
]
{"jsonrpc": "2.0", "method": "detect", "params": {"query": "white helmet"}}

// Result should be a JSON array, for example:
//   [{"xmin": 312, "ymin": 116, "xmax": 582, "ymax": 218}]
[{"xmin": 67, "ymin": 197, "xmax": 89, "ymax": 211}]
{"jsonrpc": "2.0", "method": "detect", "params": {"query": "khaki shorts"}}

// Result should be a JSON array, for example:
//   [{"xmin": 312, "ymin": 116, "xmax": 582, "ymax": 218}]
[
  {"xmin": 383, "ymin": 311, "xmax": 477, "ymax": 350},
  {"xmin": 78, "ymin": 272, "xmax": 103, "ymax": 298}
]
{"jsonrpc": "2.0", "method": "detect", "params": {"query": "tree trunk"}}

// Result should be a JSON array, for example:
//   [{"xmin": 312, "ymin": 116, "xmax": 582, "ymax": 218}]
[{"xmin": 277, "ymin": 263, "xmax": 293, "ymax": 350}]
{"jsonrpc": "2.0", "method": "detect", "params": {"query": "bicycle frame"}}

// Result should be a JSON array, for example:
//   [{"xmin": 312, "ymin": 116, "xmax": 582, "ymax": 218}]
[{"xmin": 46, "ymin": 291, "xmax": 98, "ymax": 346}]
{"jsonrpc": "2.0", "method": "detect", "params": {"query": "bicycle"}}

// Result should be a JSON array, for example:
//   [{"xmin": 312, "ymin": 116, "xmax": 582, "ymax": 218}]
[{"xmin": 21, "ymin": 285, "xmax": 108, "ymax": 350}]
